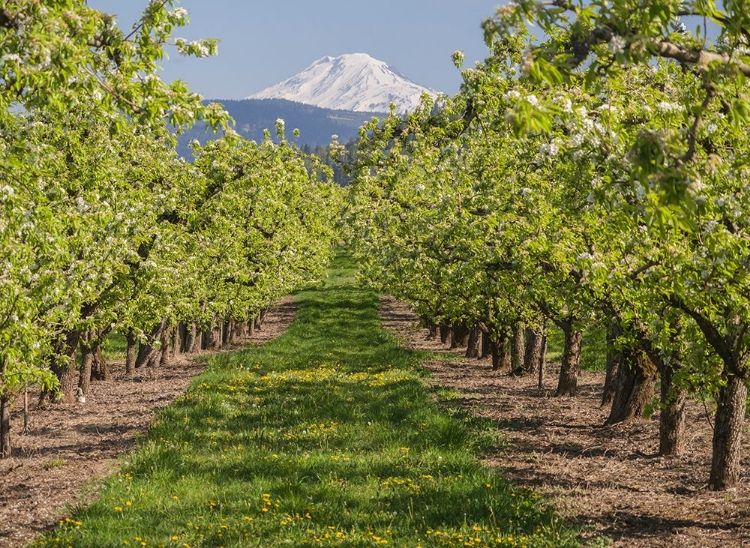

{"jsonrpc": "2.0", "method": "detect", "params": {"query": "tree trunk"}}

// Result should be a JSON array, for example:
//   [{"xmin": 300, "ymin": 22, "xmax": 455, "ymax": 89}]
[
  {"xmin": 240, "ymin": 320, "xmax": 248, "ymax": 338},
  {"xmin": 524, "ymin": 328, "xmax": 544, "ymax": 375},
  {"xmin": 659, "ymin": 357, "xmax": 686, "ymax": 456},
  {"xmin": 538, "ymin": 333, "xmax": 548, "ymax": 389},
  {"xmin": 490, "ymin": 332, "xmax": 510, "ymax": 371},
  {"xmin": 214, "ymin": 323, "xmax": 223, "ymax": 350},
  {"xmin": 450, "ymin": 323, "xmax": 471, "ymax": 349},
  {"xmin": 226, "ymin": 320, "xmax": 235, "ymax": 344},
  {"xmin": 606, "ymin": 348, "xmax": 657, "ymax": 424},
  {"xmin": 205, "ymin": 322, "xmax": 221, "ymax": 351},
  {"xmin": 91, "ymin": 343, "xmax": 111, "ymax": 381},
  {"xmin": 137, "ymin": 319, "xmax": 168, "ymax": 367},
  {"xmin": 0, "ymin": 394, "xmax": 10, "ymax": 458},
  {"xmin": 171, "ymin": 325, "xmax": 181, "ymax": 358},
  {"xmin": 709, "ymin": 373, "xmax": 747, "ymax": 490},
  {"xmin": 77, "ymin": 344, "xmax": 94, "ymax": 396},
  {"xmin": 0, "ymin": 356, "xmax": 9, "ymax": 457},
  {"xmin": 466, "ymin": 327, "xmax": 481, "ymax": 358},
  {"xmin": 480, "ymin": 330, "xmax": 490, "ymax": 359},
  {"xmin": 180, "ymin": 322, "xmax": 192, "ymax": 353},
  {"xmin": 555, "ymin": 323, "xmax": 582, "ymax": 397},
  {"xmin": 135, "ymin": 342, "xmax": 152, "ymax": 368},
  {"xmin": 510, "ymin": 324, "xmax": 525, "ymax": 375},
  {"xmin": 158, "ymin": 326, "xmax": 171, "ymax": 367},
  {"xmin": 602, "ymin": 324, "xmax": 621, "ymax": 407},
  {"xmin": 439, "ymin": 324, "xmax": 451, "ymax": 346},
  {"xmin": 50, "ymin": 330, "xmax": 81, "ymax": 404},
  {"xmin": 426, "ymin": 322, "xmax": 438, "ymax": 340},
  {"xmin": 188, "ymin": 323, "xmax": 201, "ymax": 353},
  {"xmin": 126, "ymin": 329, "xmax": 137, "ymax": 377}
]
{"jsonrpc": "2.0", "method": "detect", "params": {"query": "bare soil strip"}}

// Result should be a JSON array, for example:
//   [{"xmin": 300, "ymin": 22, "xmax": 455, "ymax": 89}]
[
  {"xmin": 379, "ymin": 295, "xmax": 750, "ymax": 547},
  {"xmin": 0, "ymin": 297, "xmax": 297, "ymax": 548}
]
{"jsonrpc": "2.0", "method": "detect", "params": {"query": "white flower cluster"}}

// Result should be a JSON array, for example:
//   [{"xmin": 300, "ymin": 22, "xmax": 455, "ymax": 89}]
[
  {"xmin": 539, "ymin": 141, "xmax": 559, "ymax": 159},
  {"xmin": 170, "ymin": 7, "xmax": 189, "ymax": 22},
  {"xmin": 657, "ymin": 101, "xmax": 683, "ymax": 113},
  {"xmin": 608, "ymin": 35, "xmax": 627, "ymax": 55}
]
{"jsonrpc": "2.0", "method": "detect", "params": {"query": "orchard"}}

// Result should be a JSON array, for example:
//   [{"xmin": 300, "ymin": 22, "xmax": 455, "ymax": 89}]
[
  {"xmin": 346, "ymin": 1, "xmax": 750, "ymax": 492},
  {"xmin": 0, "ymin": 1, "xmax": 341, "ymax": 461}
]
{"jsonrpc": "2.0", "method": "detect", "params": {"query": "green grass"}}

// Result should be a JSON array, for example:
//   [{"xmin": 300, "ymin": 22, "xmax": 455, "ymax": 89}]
[
  {"xmin": 32, "ymin": 253, "xmax": 578, "ymax": 548},
  {"xmin": 545, "ymin": 326, "xmax": 607, "ymax": 372},
  {"xmin": 103, "ymin": 331, "xmax": 128, "ymax": 361}
]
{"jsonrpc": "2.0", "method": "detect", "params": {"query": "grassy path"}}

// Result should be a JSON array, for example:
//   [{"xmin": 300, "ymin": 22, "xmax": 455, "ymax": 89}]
[{"xmin": 33, "ymin": 255, "xmax": 577, "ymax": 548}]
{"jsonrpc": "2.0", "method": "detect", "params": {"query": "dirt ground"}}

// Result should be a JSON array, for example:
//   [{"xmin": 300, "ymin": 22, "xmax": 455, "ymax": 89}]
[
  {"xmin": 379, "ymin": 296, "xmax": 750, "ymax": 548},
  {"xmin": 0, "ymin": 297, "xmax": 297, "ymax": 548},
  {"xmin": 4, "ymin": 294, "xmax": 750, "ymax": 548}
]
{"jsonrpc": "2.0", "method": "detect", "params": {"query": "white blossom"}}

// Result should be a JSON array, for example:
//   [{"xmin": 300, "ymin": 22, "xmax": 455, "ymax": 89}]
[
  {"xmin": 170, "ymin": 7, "xmax": 189, "ymax": 21},
  {"xmin": 608, "ymin": 35, "xmax": 627, "ymax": 54},
  {"xmin": 657, "ymin": 101, "xmax": 683, "ymax": 113},
  {"xmin": 539, "ymin": 141, "xmax": 559, "ymax": 158}
]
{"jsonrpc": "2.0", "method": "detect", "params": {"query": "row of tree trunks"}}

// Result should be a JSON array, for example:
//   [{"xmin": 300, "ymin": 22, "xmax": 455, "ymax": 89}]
[{"xmin": 424, "ymin": 309, "xmax": 744, "ymax": 492}]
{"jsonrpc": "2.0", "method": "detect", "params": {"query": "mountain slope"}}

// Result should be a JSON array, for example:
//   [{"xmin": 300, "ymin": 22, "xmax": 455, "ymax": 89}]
[
  {"xmin": 247, "ymin": 53, "xmax": 438, "ymax": 113},
  {"xmin": 176, "ymin": 98, "xmax": 378, "ymax": 158}
]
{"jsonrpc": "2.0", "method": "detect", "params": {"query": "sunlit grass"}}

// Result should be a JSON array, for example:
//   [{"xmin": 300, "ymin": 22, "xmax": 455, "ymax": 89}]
[
  {"xmin": 31, "ymin": 252, "xmax": 578, "ymax": 548},
  {"xmin": 545, "ymin": 326, "xmax": 607, "ymax": 372},
  {"xmin": 102, "ymin": 331, "xmax": 128, "ymax": 361}
]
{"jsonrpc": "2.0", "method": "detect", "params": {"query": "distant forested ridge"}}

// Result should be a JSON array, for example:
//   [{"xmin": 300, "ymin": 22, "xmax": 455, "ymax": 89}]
[{"xmin": 177, "ymin": 98, "xmax": 376, "ymax": 159}]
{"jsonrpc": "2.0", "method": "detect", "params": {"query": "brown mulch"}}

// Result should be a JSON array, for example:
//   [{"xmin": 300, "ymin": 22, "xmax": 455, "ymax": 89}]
[
  {"xmin": 0, "ymin": 297, "xmax": 297, "ymax": 548},
  {"xmin": 379, "ymin": 295, "xmax": 750, "ymax": 547}
]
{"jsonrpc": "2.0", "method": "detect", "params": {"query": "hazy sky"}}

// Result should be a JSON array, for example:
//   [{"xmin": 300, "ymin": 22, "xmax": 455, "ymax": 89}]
[{"xmin": 88, "ymin": 1, "xmax": 504, "ymax": 100}]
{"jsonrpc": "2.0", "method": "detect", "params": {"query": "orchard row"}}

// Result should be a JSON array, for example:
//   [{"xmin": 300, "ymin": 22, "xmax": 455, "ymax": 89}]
[
  {"xmin": 345, "ymin": 3, "xmax": 750, "ymax": 491},
  {"xmin": 0, "ymin": 2, "xmax": 341, "ymax": 458}
]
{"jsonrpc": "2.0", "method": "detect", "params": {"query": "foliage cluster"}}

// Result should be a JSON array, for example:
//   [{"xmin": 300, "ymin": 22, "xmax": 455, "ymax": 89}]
[
  {"xmin": 345, "ymin": 1, "xmax": 750, "ymax": 490},
  {"xmin": 0, "ymin": 1, "xmax": 342, "ymax": 457}
]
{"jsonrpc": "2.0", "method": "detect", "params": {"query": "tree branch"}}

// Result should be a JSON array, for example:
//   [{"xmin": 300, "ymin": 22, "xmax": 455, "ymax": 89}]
[
  {"xmin": 657, "ymin": 41, "xmax": 750, "ymax": 77},
  {"xmin": 667, "ymin": 294, "xmax": 746, "ymax": 378}
]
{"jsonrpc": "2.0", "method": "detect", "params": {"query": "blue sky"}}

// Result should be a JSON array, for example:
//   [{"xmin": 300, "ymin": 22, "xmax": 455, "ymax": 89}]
[{"xmin": 89, "ymin": 1, "xmax": 503, "ymax": 100}]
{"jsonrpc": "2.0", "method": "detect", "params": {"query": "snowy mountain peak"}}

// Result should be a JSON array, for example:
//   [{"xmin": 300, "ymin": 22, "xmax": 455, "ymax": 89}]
[{"xmin": 247, "ymin": 53, "xmax": 438, "ymax": 114}]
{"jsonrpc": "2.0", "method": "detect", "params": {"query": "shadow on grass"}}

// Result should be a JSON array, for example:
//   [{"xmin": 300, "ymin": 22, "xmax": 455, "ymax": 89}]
[{"xmin": 32, "ymin": 251, "xmax": 579, "ymax": 548}]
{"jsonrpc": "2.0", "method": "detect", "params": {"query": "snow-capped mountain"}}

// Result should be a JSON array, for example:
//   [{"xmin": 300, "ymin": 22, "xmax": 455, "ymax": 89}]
[{"xmin": 247, "ymin": 53, "xmax": 438, "ymax": 114}]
